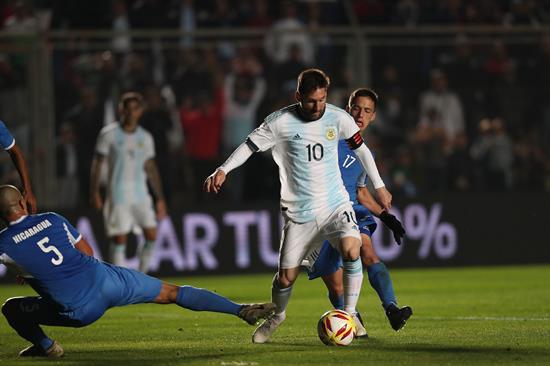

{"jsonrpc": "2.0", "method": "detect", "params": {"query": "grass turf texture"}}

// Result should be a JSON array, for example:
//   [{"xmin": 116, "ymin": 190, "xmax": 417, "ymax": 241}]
[{"xmin": 0, "ymin": 265, "xmax": 549, "ymax": 366}]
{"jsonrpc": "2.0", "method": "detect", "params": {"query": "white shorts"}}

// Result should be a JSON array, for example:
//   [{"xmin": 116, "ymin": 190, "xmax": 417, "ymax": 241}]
[
  {"xmin": 103, "ymin": 197, "xmax": 157, "ymax": 237},
  {"xmin": 279, "ymin": 202, "xmax": 361, "ymax": 269}
]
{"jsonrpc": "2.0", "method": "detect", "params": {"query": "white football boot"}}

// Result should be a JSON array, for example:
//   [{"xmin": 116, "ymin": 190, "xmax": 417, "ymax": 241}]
[
  {"xmin": 352, "ymin": 312, "xmax": 368, "ymax": 338},
  {"xmin": 252, "ymin": 312, "xmax": 286, "ymax": 343}
]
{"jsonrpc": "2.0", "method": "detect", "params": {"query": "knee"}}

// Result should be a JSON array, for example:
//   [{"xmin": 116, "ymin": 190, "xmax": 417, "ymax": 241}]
[
  {"xmin": 340, "ymin": 237, "xmax": 361, "ymax": 261},
  {"xmin": 276, "ymin": 273, "xmax": 296, "ymax": 289},
  {"xmin": 341, "ymin": 246, "xmax": 360, "ymax": 261}
]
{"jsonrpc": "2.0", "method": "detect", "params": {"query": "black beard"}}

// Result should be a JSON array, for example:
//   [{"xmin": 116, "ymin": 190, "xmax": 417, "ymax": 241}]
[{"xmin": 297, "ymin": 105, "xmax": 325, "ymax": 122}]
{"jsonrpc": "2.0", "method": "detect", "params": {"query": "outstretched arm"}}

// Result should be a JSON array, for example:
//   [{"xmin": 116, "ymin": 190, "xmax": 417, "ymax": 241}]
[
  {"xmin": 89, "ymin": 154, "xmax": 105, "ymax": 210},
  {"xmin": 204, "ymin": 141, "xmax": 255, "ymax": 193},
  {"xmin": 8, "ymin": 144, "xmax": 36, "ymax": 213},
  {"xmin": 144, "ymin": 158, "xmax": 167, "ymax": 219},
  {"xmin": 347, "ymin": 136, "xmax": 392, "ymax": 210},
  {"xmin": 356, "ymin": 187, "xmax": 384, "ymax": 216}
]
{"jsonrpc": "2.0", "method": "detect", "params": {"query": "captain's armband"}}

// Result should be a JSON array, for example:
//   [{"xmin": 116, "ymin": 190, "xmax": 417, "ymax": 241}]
[{"xmin": 345, "ymin": 132, "xmax": 364, "ymax": 150}]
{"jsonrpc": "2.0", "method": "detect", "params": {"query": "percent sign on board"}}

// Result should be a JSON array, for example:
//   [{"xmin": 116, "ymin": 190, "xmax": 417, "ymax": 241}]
[{"xmin": 404, "ymin": 203, "xmax": 458, "ymax": 259}]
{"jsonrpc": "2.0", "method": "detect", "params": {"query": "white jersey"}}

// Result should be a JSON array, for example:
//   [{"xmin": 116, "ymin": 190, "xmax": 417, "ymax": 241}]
[
  {"xmin": 248, "ymin": 103, "xmax": 360, "ymax": 223},
  {"xmin": 95, "ymin": 123, "xmax": 155, "ymax": 205}
]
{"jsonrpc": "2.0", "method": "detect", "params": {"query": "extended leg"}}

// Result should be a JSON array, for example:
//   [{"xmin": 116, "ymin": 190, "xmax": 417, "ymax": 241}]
[
  {"xmin": 252, "ymin": 267, "xmax": 299, "ymax": 344},
  {"xmin": 154, "ymin": 283, "xmax": 274, "ymax": 325},
  {"xmin": 361, "ymin": 234, "xmax": 412, "ymax": 331}
]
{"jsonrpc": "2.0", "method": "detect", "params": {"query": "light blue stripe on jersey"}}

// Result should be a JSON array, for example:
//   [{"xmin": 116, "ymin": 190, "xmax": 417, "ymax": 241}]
[
  {"xmin": 134, "ymin": 129, "xmax": 145, "ymax": 200},
  {"xmin": 113, "ymin": 127, "xmax": 125, "ymax": 204}
]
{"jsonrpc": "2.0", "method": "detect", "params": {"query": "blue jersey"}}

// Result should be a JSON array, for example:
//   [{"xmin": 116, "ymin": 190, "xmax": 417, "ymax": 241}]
[
  {"xmin": 338, "ymin": 140, "xmax": 369, "ymax": 205},
  {"xmin": 0, "ymin": 213, "xmax": 102, "ymax": 311},
  {"xmin": 0, "ymin": 120, "xmax": 15, "ymax": 150}
]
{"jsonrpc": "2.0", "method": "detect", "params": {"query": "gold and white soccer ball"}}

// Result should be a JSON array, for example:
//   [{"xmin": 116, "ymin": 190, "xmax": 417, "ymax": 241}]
[{"xmin": 317, "ymin": 309, "xmax": 356, "ymax": 346}]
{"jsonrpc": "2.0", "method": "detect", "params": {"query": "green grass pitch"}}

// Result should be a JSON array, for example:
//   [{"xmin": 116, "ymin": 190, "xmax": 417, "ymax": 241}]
[{"xmin": 0, "ymin": 265, "xmax": 549, "ymax": 365}]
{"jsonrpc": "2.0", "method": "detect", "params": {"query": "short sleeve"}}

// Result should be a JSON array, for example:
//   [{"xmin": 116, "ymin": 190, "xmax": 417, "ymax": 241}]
[
  {"xmin": 143, "ymin": 131, "xmax": 155, "ymax": 160},
  {"xmin": 95, "ymin": 128, "xmax": 110, "ymax": 156},
  {"xmin": 51, "ymin": 212, "xmax": 82, "ymax": 245},
  {"xmin": 338, "ymin": 113, "xmax": 360, "ymax": 140},
  {"xmin": 247, "ymin": 122, "xmax": 276, "ymax": 152},
  {"xmin": 0, "ymin": 120, "xmax": 15, "ymax": 150}
]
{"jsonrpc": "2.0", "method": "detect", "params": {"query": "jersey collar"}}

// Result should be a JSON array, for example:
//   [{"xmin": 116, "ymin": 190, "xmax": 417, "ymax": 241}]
[{"xmin": 9, "ymin": 215, "xmax": 27, "ymax": 226}]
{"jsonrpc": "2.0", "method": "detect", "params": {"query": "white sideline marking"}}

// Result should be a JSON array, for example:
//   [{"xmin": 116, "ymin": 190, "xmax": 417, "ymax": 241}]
[{"xmin": 418, "ymin": 316, "xmax": 550, "ymax": 321}]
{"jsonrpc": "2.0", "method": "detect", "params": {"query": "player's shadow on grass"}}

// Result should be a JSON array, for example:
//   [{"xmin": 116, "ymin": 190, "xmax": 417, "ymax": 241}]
[
  {"xmin": 365, "ymin": 338, "xmax": 550, "ymax": 357},
  {"xmin": 64, "ymin": 348, "xmax": 273, "ymax": 364}
]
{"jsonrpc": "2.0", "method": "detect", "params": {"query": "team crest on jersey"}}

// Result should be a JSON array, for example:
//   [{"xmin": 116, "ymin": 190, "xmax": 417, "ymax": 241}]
[{"xmin": 326, "ymin": 127, "xmax": 336, "ymax": 140}]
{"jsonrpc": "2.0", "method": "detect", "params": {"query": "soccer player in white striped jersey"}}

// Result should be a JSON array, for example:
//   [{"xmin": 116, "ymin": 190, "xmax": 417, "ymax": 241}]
[
  {"xmin": 90, "ymin": 92, "xmax": 166, "ymax": 273},
  {"xmin": 204, "ymin": 69, "xmax": 392, "ymax": 344}
]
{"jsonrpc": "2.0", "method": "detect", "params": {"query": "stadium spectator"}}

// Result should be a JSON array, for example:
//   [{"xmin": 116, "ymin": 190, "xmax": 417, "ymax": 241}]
[
  {"xmin": 419, "ymin": 68, "xmax": 465, "ymax": 147},
  {"xmin": 110, "ymin": 0, "xmax": 131, "ymax": 55},
  {"xmin": 178, "ymin": 0, "xmax": 197, "ymax": 48},
  {"xmin": 140, "ymin": 85, "xmax": 175, "ymax": 203},
  {"xmin": 264, "ymin": 0, "xmax": 314, "ymax": 65},
  {"xmin": 64, "ymin": 87, "xmax": 105, "ymax": 206},
  {"xmin": 245, "ymin": 0, "xmax": 272, "ymax": 28},
  {"xmin": 222, "ymin": 50, "xmax": 266, "ymax": 201},
  {"xmin": 55, "ymin": 122, "xmax": 78, "ymax": 208},
  {"xmin": 179, "ymin": 50, "xmax": 224, "ymax": 202},
  {"xmin": 2, "ymin": 0, "xmax": 37, "ymax": 33}
]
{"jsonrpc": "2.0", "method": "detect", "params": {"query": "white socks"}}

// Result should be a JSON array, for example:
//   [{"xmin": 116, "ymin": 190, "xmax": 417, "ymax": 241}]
[
  {"xmin": 343, "ymin": 258, "xmax": 363, "ymax": 315},
  {"xmin": 111, "ymin": 243, "xmax": 126, "ymax": 267},
  {"xmin": 138, "ymin": 240, "xmax": 155, "ymax": 273}
]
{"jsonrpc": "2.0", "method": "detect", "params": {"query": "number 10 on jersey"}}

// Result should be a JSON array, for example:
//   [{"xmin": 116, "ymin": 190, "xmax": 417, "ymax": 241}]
[{"xmin": 307, "ymin": 143, "xmax": 324, "ymax": 161}]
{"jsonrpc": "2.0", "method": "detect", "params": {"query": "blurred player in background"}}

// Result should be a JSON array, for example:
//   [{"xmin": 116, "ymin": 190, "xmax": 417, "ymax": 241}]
[
  {"xmin": 205, "ymin": 69, "xmax": 392, "ymax": 343},
  {"xmin": 305, "ymin": 89, "xmax": 412, "ymax": 336},
  {"xmin": 90, "ymin": 92, "xmax": 166, "ymax": 272},
  {"xmin": 0, "ymin": 185, "xmax": 275, "ymax": 358},
  {"xmin": 0, "ymin": 120, "xmax": 36, "ymax": 213}
]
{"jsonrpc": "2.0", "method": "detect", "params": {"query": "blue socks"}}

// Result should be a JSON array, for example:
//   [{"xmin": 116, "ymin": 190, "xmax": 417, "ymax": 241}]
[
  {"xmin": 329, "ymin": 292, "xmax": 344, "ymax": 310},
  {"xmin": 176, "ymin": 286, "xmax": 242, "ymax": 315},
  {"xmin": 367, "ymin": 262, "xmax": 397, "ymax": 309}
]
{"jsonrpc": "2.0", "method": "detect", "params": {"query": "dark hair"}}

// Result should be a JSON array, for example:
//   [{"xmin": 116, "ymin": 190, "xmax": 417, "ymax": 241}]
[
  {"xmin": 119, "ymin": 91, "xmax": 144, "ymax": 110},
  {"xmin": 297, "ymin": 68, "xmax": 330, "ymax": 95},
  {"xmin": 348, "ymin": 88, "xmax": 378, "ymax": 110}
]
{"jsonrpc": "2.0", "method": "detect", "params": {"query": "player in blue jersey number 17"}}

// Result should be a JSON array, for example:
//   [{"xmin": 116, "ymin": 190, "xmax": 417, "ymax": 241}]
[
  {"xmin": 0, "ymin": 185, "xmax": 275, "ymax": 358},
  {"xmin": 305, "ymin": 89, "xmax": 411, "ymax": 336}
]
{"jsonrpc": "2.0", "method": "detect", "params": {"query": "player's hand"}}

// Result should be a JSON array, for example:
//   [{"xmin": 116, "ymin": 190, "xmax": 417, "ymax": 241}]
[
  {"xmin": 375, "ymin": 187, "xmax": 392, "ymax": 211},
  {"xmin": 90, "ymin": 191, "xmax": 103, "ymax": 210},
  {"xmin": 23, "ymin": 190, "xmax": 37, "ymax": 214},
  {"xmin": 379, "ymin": 211, "xmax": 406, "ymax": 245},
  {"xmin": 204, "ymin": 169, "xmax": 226, "ymax": 194},
  {"xmin": 156, "ymin": 199, "xmax": 167, "ymax": 220}
]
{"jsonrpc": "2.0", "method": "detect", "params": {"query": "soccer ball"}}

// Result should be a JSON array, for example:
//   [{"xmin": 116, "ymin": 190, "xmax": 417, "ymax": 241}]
[{"xmin": 317, "ymin": 309, "xmax": 356, "ymax": 346}]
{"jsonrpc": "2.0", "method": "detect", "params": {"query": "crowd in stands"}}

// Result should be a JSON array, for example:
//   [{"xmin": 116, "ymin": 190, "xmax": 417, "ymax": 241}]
[{"xmin": 0, "ymin": 0, "xmax": 549, "ymax": 208}]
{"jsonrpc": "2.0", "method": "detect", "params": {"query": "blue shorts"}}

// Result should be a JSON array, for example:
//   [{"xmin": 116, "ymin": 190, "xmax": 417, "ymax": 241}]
[
  {"xmin": 306, "ymin": 206, "xmax": 377, "ymax": 280},
  {"xmin": 59, "ymin": 263, "xmax": 162, "ymax": 325}
]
